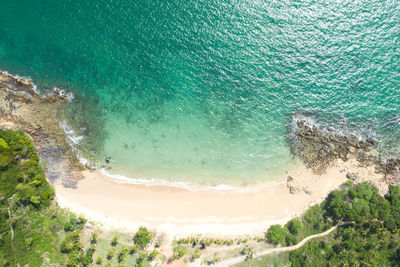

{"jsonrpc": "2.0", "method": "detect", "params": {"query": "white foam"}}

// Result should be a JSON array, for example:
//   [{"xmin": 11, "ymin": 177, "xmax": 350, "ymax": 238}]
[
  {"xmin": 48, "ymin": 87, "xmax": 75, "ymax": 101},
  {"xmin": 58, "ymin": 120, "xmax": 94, "ymax": 168},
  {"xmin": 97, "ymin": 168, "xmax": 278, "ymax": 193},
  {"xmin": 1, "ymin": 69, "xmax": 75, "ymax": 101},
  {"xmin": 59, "ymin": 120, "xmax": 83, "ymax": 145},
  {"xmin": 0, "ymin": 69, "xmax": 40, "ymax": 94}
]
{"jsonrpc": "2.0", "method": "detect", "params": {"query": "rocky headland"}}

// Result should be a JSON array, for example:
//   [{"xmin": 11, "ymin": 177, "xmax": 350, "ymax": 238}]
[
  {"xmin": 291, "ymin": 115, "xmax": 400, "ymax": 186},
  {"xmin": 0, "ymin": 71, "xmax": 83, "ymax": 187}
]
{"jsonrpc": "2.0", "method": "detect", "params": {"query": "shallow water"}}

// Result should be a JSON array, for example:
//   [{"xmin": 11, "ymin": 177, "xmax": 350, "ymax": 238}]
[{"xmin": 0, "ymin": 0, "xmax": 399, "ymax": 185}]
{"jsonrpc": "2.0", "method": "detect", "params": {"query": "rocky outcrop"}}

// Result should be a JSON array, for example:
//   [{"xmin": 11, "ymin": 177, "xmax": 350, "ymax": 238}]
[
  {"xmin": 291, "ymin": 117, "xmax": 378, "ymax": 174},
  {"xmin": 0, "ymin": 72, "xmax": 83, "ymax": 187},
  {"xmin": 291, "ymin": 115, "xmax": 400, "ymax": 186}
]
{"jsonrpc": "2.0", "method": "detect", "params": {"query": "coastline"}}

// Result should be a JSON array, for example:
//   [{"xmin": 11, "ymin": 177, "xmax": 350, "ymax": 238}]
[
  {"xmin": 53, "ymin": 158, "xmax": 385, "ymax": 239},
  {"xmin": 0, "ymin": 70, "xmax": 393, "ymax": 240}
]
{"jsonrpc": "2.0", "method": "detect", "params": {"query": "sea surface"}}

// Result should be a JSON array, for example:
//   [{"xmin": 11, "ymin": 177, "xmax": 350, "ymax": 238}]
[{"xmin": 0, "ymin": 0, "xmax": 399, "ymax": 186}]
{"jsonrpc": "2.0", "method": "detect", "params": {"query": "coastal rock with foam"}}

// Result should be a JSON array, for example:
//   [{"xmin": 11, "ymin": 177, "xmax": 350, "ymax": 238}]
[
  {"xmin": 291, "ymin": 115, "xmax": 400, "ymax": 186},
  {"xmin": 0, "ymin": 72, "xmax": 83, "ymax": 187}
]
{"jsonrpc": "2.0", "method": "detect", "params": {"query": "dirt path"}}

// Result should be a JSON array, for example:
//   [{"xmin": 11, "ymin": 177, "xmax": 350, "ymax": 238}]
[{"xmin": 216, "ymin": 222, "xmax": 352, "ymax": 266}]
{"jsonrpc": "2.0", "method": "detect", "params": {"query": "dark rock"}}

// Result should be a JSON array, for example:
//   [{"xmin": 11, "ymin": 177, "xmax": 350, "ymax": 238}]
[
  {"xmin": 289, "ymin": 186, "xmax": 298, "ymax": 194},
  {"xmin": 366, "ymin": 137, "xmax": 379, "ymax": 146},
  {"xmin": 291, "ymin": 116, "xmax": 377, "ymax": 174},
  {"xmin": 346, "ymin": 172, "xmax": 358, "ymax": 182}
]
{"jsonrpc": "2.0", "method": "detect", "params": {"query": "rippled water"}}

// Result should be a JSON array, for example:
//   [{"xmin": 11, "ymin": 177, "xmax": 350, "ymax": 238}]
[{"xmin": 0, "ymin": 0, "xmax": 399, "ymax": 185}]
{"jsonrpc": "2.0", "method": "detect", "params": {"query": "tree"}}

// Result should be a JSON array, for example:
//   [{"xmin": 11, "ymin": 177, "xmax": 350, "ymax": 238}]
[
  {"xmin": 324, "ymin": 190, "xmax": 346, "ymax": 220},
  {"xmin": 95, "ymin": 256, "xmax": 103, "ymax": 265},
  {"xmin": 285, "ymin": 234, "xmax": 298, "ymax": 246},
  {"xmin": 356, "ymin": 182, "xmax": 374, "ymax": 201},
  {"xmin": 302, "ymin": 204, "xmax": 327, "ymax": 232},
  {"xmin": 285, "ymin": 219, "xmax": 302, "ymax": 235},
  {"xmin": 0, "ymin": 138, "xmax": 12, "ymax": 167},
  {"xmin": 136, "ymin": 252, "xmax": 147, "ymax": 267},
  {"xmin": 148, "ymin": 249, "xmax": 159, "ymax": 261},
  {"xmin": 90, "ymin": 232, "xmax": 98, "ymax": 244},
  {"xmin": 351, "ymin": 199, "xmax": 371, "ymax": 223},
  {"xmin": 266, "ymin": 225, "xmax": 287, "ymax": 245},
  {"xmin": 107, "ymin": 247, "xmax": 116, "ymax": 260},
  {"xmin": 111, "ymin": 235, "xmax": 119, "ymax": 246},
  {"xmin": 133, "ymin": 227, "xmax": 152, "ymax": 249},
  {"xmin": 129, "ymin": 244, "xmax": 140, "ymax": 255}
]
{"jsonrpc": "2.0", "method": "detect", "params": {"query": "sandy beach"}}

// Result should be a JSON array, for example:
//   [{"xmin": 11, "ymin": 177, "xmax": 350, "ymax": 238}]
[{"xmin": 54, "ymin": 158, "xmax": 385, "ymax": 239}]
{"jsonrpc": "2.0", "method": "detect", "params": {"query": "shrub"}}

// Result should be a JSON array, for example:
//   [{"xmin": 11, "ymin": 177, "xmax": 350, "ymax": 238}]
[
  {"xmin": 95, "ymin": 256, "xmax": 103, "ymax": 265},
  {"xmin": 111, "ymin": 235, "xmax": 119, "ymax": 246},
  {"xmin": 148, "ymin": 249, "xmax": 159, "ymax": 261},
  {"xmin": 285, "ymin": 234, "xmax": 298, "ymax": 246},
  {"xmin": 191, "ymin": 250, "xmax": 201, "ymax": 261},
  {"xmin": 172, "ymin": 246, "xmax": 187, "ymax": 260},
  {"xmin": 107, "ymin": 247, "xmax": 116, "ymax": 260},
  {"xmin": 129, "ymin": 244, "xmax": 140, "ymax": 255},
  {"xmin": 285, "ymin": 219, "xmax": 302, "ymax": 236},
  {"xmin": 266, "ymin": 225, "xmax": 287, "ymax": 245},
  {"xmin": 0, "ymin": 138, "xmax": 12, "ymax": 167},
  {"xmin": 90, "ymin": 232, "xmax": 98, "ymax": 244},
  {"xmin": 133, "ymin": 227, "xmax": 152, "ymax": 248}
]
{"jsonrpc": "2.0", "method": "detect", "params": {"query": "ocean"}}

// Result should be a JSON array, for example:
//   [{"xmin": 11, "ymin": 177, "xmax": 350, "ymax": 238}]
[{"xmin": 0, "ymin": 0, "xmax": 399, "ymax": 186}]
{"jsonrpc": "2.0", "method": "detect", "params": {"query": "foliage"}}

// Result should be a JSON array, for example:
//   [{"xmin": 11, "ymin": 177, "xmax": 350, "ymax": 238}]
[
  {"xmin": 172, "ymin": 245, "xmax": 188, "ymax": 260},
  {"xmin": 148, "ymin": 249, "xmax": 159, "ymax": 261},
  {"xmin": 0, "ymin": 137, "xmax": 12, "ymax": 167},
  {"xmin": 64, "ymin": 216, "xmax": 87, "ymax": 232},
  {"xmin": 241, "ymin": 246, "xmax": 254, "ymax": 261},
  {"xmin": 234, "ymin": 251, "xmax": 291, "ymax": 267},
  {"xmin": 111, "ymin": 235, "xmax": 119, "ymax": 246},
  {"xmin": 135, "ymin": 252, "xmax": 148, "ymax": 267},
  {"xmin": 107, "ymin": 247, "xmax": 116, "ymax": 260},
  {"xmin": 0, "ymin": 129, "xmax": 54, "ymax": 208},
  {"xmin": 133, "ymin": 226, "xmax": 152, "ymax": 249},
  {"xmin": 266, "ymin": 225, "xmax": 287, "ymax": 245},
  {"xmin": 262, "ymin": 182, "xmax": 400, "ymax": 266},
  {"xmin": 191, "ymin": 250, "xmax": 201, "ymax": 261},
  {"xmin": 207, "ymin": 256, "xmax": 221, "ymax": 265},
  {"xmin": 177, "ymin": 236, "xmax": 235, "ymax": 247},
  {"xmin": 0, "ymin": 129, "xmax": 62, "ymax": 266}
]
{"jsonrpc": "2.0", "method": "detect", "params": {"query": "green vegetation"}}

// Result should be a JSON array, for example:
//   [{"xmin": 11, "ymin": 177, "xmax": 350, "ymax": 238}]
[
  {"xmin": 262, "ymin": 182, "xmax": 400, "ymax": 266},
  {"xmin": 0, "ymin": 129, "xmax": 98, "ymax": 266},
  {"xmin": 133, "ymin": 226, "xmax": 152, "ymax": 249},
  {"xmin": 0, "ymin": 129, "xmax": 61, "ymax": 265},
  {"xmin": 177, "ymin": 236, "xmax": 236, "ymax": 248},
  {"xmin": 0, "ymin": 129, "xmax": 160, "ymax": 266},
  {"xmin": 172, "ymin": 244, "xmax": 188, "ymax": 260},
  {"xmin": 235, "ymin": 251, "xmax": 291, "ymax": 267}
]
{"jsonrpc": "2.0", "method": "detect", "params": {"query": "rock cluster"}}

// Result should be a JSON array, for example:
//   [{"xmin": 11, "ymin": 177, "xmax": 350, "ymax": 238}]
[
  {"xmin": 291, "ymin": 116, "xmax": 400, "ymax": 186},
  {"xmin": 286, "ymin": 174, "xmax": 312, "ymax": 195},
  {"xmin": 292, "ymin": 118, "xmax": 378, "ymax": 174}
]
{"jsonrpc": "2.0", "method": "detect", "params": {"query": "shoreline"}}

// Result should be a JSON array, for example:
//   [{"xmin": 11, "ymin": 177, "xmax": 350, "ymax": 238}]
[
  {"xmin": 0, "ymin": 70, "xmax": 394, "ymax": 240},
  {"xmin": 53, "ymin": 158, "xmax": 386, "ymax": 239}
]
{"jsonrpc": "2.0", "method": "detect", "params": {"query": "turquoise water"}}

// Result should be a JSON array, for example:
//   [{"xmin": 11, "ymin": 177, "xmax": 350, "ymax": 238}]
[{"xmin": 0, "ymin": 0, "xmax": 399, "ymax": 185}]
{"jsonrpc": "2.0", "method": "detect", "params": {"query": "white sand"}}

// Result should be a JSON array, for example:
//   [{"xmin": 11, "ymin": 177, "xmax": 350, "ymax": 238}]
[{"xmin": 54, "ymin": 159, "xmax": 386, "ymax": 240}]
